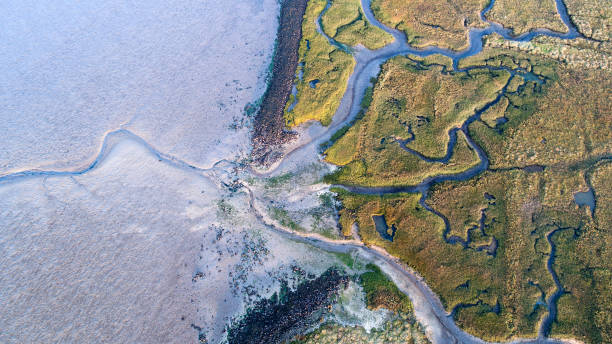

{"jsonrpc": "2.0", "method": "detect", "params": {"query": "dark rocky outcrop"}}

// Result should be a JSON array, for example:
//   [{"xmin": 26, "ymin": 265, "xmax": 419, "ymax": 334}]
[
  {"xmin": 226, "ymin": 267, "xmax": 349, "ymax": 344},
  {"xmin": 251, "ymin": 0, "xmax": 309, "ymax": 166}
]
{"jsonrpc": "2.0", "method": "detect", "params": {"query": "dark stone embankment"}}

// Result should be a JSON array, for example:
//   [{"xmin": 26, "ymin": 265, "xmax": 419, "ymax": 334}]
[
  {"xmin": 251, "ymin": 0, "xmax": 308, "ymax": 166},
  {"xmin": 226, "ymin": 267, "xmax": 349, "ymax": 344}
]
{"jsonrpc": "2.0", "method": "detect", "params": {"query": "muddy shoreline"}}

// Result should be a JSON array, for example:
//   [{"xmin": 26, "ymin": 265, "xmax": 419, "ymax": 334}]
[{"xmin": 251, "ymin": 0, "xmax": 308, "ymax": 166}]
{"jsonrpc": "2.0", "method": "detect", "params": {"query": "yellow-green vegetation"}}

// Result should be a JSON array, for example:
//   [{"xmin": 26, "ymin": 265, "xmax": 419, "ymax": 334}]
[
  {"xmin": 565, "ymin": 0, "xmax": 612, "ymax": 46},
  {"xmin": 370, "ymin": 56, "xmax": 509, "ymax": 159},
  {"xmin": 321, "ymin": 0, "xmax": 394, "ymax": 50},
  {"xmin": 285, "ymin": 0, "xmax": 355, "ymax": 127},
  {"xmin": 457, "ymin": 39, "xmax": 553, "ymax": 72},
  {"xmin": 486, "ymin": 0, "xmax": 568, "ymax": 35},
  {"xmin": 468, "ymin": 59, "xmax": 612, "ymax": 170},
  {"xmin": 360, "ymin": 263, "xmax": 413, "ymax": 313},
  {"xmin": 311, "ymin": 1, "xmax": 611, "ymax": 339},
  {"xmin": 409, "ymin": 53, "xmax": 454, "ymax": 70},
  {"xmin": 370, "ymin": 0, "xmax": 488, "ymax": 50},
  {"xmin": 431, "ymin": 169, "xmax": 597, "ymax": 340},
  {"xmin": 591, "ymin": 162, "xmax": 612, "ymax": 226},
  {"xmin": 327, "ymin": 45, "xmax": 612, "ymax": 340},
  {"xmin": 291, "ymin": 312, "xmax": 431, "ymax": 343},
  {"xmin": 333, "ymin": 187, "xmax": 511, "ymax": 339},
  {"xmin": 472, "ymin": 33, "xmax": 612, "ymax": 71},
  {"xmin": 550, "ymin": 161, "xmax": 612, "ymax": 343},
  {"xmin": 334, "ymin": 163, "xmax": 606, "ymax": 341},
  {"xmin": 325, "ymin": 122, "xmax": 480, "ymax": 186},
  {"xmin": 480, "ymin": 95, "xmax": 510, "ymax": 127},
  {"xmin": 323, "ymin": 55, "xmax": 511, "ymax": 187}
]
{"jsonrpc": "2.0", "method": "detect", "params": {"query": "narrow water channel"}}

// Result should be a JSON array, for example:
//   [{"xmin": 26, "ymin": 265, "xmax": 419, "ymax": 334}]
[
  {"xmin": 282, "ymin": 0, "xmax": 584, "ymax": 339},
  {"xmin": 0, "ymin": 0, "xmax": 588, "ymax": 342}
]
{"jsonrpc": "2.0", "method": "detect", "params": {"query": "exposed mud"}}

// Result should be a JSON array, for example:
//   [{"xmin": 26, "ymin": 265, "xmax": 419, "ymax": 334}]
[{"xmin": 251, "ymin": 0, "xmax": 309, "ymax": 166}]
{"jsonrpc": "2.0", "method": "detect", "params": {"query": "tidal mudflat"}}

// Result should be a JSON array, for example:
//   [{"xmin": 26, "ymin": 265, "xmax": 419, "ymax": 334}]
[{"xmin": 0, "ymin": 0, "xmax": 291, "ymax": 342}]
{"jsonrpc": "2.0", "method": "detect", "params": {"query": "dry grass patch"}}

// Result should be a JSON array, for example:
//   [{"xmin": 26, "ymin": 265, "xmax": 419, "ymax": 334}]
[
  {"xmin": 321, "ymin": 0, "xmax": 394, "ymax": 50},
  {"xmin": 370, "ymin": 0, "xmax": 488, "ymax": 50},
  {"xmin": 486, "ymin": 0, "xmax": 568, "ymax": 35},
  {"xmin": 285, "ymin": 0, "xmax": 355, "ymax": 127}
]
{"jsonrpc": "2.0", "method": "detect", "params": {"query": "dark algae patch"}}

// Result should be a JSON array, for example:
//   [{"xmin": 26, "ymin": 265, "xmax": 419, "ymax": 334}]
[
  {"xmin": 226, "ymin": 267, "xmax": 349, "ymax": 344},
  {"xmin": 251, "ymin": 0, "xmax": 309, "ymax": 166}
]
